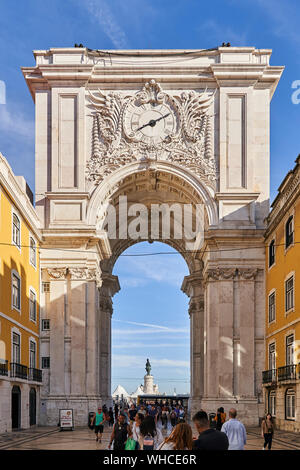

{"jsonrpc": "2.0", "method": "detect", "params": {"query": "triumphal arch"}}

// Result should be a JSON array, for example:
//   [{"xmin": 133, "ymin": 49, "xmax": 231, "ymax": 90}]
[{"xmin": 22, "ymin": 46, "xmax": 283, "ymax": 425}]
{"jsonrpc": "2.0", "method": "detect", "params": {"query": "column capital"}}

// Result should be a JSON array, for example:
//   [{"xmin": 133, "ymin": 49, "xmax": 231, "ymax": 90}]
[{"xmin": 181, "ymin": 271, "xmax": 203, "ymax": 297}]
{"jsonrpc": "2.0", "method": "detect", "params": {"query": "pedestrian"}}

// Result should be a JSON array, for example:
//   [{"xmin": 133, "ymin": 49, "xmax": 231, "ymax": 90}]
[
  {"xmin": 139, "ymin": 415, "xmax": 163, "ymax": 450},
  {"xmin": 121, "ymin": 407, "xmax": 130, "ymax": 424},
  {"xmin": 148, "ymin": 405, "xmax": 158, "ymax": 423},
  {"xmin": 91, "ymin": 406, "xmax": 105, "ymax": 443},
  {"xmin": 108, "ymin": 414, "xmax": 130, "ymax": 451},
  {"xmin": 221, "ymin": 408, "xmax": 247, "ymax": 450},
  {"xmin": 214, "ymin": 407, "xmax": 226, "ymax": 431},
  {"xmin": 131, "ymin": 412, "xmax": 145, "ymax": 450},
  {"xmin": 129, "ymin": 403, "xmax": 137, "ymax": 425},
  {"xmin": 108, "ymin": 407, "xmax": 114, "ymax": 427},
  {"xmin": 261, "ymin": 413, "xmax": 274, "ymax": 450},
  {"xmin": 114, "ymin": 403, "xmax": 119, "ymax": 421},
  {"xmin": 192, "ymin": 410, "xmax": 229, "ymax": 450},
  {"xmin": 170, "ymin": 408, "xmax": 177, "ymax": 427},
  {"xmin": 138, "ymin": 405, "xmax": 147, "ymax": 417},
  {"xmin": 161, "ymin": 405, "xmax": 169, "ymax": 429},
  {"xmin": 158, "ymin": 423, "xmax": 193, "ymax": 450},
  {"xmin": 178, "ymin": 406, "xmax": 185, "ymax": 423}
]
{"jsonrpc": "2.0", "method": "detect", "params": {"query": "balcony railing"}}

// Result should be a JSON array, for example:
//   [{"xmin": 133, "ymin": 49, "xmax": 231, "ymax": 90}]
[
  {"xmin": 278, "ymin": 364, "xmax": 297, "ymax": 382},
  {"xmin": 28, "ymin": 367, "xmax": 42, "ymax": 383},
  {"xmin": 10, "ymin": 363, "xmax": 28, "ymax": 380},
  {"xmin": 262, "ymin": 369, "xmax": 277, "ymax": 384},
  {"xmin": 0, "ymin": 361, "xmax": 8, "ymax": 377}
]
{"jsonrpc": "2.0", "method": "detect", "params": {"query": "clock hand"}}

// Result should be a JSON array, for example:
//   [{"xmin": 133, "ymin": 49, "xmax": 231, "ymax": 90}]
[{"xmin": 136, "ymin": 113, "xmax": 171, "ymax": 132}]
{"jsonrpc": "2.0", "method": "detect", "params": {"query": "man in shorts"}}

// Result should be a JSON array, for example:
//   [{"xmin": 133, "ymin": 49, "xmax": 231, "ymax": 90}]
[{"xmin": 91, "ymin": 406, "xmax": 105, "ymax": 443}]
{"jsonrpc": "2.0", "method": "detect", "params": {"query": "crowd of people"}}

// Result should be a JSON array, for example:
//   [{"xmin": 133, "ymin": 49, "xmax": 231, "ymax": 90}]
[{"xmin": 89, "ymin": 403, "xmax": 274, "ymax": 451}]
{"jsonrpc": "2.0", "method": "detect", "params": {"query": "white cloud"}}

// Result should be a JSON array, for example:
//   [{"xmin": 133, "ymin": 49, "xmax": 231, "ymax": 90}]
[
  {"xmin": 112, "ymin": 327, "xmax": 189, "ymax": 336},
  {"xmin": 83, "ymin": 0, "xmax": 129, "ymax": 49},
  {"xmin": 113, "ymin": 342, "xmax": 188, "ymax": 349},
  {"xmin": 116, "ymin": 254, "xmax": 189, "ymax": 288},
  {"xmin": 0, "ymin": 105, "xmax": 34, "ymax": 140},
  {"xmin": 251, "ymin": 0, "xmax": 300, "ymax": 47},
  {"xmin": 113, "ymin": 319, "xmax": 174, "ymax": 330},
  {"xmin": 112, "ymin": 354, "xmax": 189, "ymax": 369}
]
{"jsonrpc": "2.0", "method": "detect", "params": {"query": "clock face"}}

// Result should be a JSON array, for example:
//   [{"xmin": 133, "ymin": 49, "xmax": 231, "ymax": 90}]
[{"xmin": 124, "ymin": 102, "xmax": 176, "ymax": 145}]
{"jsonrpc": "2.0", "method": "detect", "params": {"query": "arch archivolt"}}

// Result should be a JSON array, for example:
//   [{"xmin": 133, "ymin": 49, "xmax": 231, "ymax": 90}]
[{"xmin": 87, "ymin": 160, "xmax": 218, "ymax": 228}]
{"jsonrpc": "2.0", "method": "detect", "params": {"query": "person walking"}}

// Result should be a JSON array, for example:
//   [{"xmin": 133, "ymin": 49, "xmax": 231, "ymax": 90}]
[
  {"xmin": 129, "ymin": 404, "xmax": 137, "ymax": 425},
  {"xmin": 261, "ymin": 413, "xmax": 274, "ymax": 450},
  {"xmin": 139, "ymin": 415, "xmax": 163, "ymax": 450},
  {"xmin": 131, "ymin": 412, "xmax": 145, "ymax": 450},
  {"xmin": 161, "ymin": 405, "xmax": 169, "ymax": 430},
  {"xmin": 114, "ymin": 403, "xmax": 119, "ymax": 421},
  {"xmin": 158, "ymin": 423, "xmax": 193, "ymax": 450},
  {"xmin": 91, "ymin": 406, "xmax": 105, "ymax": 443},
  {"xmin": 108, "ymin": 414, "xmax": 130, "ymax": 451},
  {"xmin": 221, "ymin": 408, "xmax": 247, "ymax": 450},
  {"xmin": 170, "ymin": 408, "xmax": 177, "ymax": 427},
  {"xmin": 214, "ymin": 407, "xmax": 226, "ymax": 431},
  {"xmin": 138, "ymin": 405, "xmax": 147, "ymax": 417},
  {"xmin": 108, "ymin": 407, "xmax": 114, "ymax": 427},
  {"xmin": 192, "ymin": 410, "xmax": 229, "ymax": 450}
]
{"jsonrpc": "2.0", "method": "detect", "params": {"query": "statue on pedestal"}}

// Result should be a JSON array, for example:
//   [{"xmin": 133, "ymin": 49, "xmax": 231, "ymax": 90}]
[{"xmin": 145, "ymin": 358, "xmax": 151, "ymax": 376}]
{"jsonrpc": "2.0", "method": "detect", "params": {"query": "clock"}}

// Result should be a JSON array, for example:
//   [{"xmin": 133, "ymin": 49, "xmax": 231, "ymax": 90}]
[{"xmin": 124, "ymin": 102, "xmax": 177, "ymax": 145}]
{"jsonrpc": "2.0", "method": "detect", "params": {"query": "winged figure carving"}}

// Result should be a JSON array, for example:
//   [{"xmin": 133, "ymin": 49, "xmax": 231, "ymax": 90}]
[
  {"xmin": 88, "ymin": 89, "xmax": 129, "ymax": 149},
  {"xmin": 175, "ymin": 89, "xmax": 214, "ymax": 143}
]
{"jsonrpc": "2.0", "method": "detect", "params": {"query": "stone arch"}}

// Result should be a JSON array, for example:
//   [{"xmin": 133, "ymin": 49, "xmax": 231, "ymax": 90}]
[{"xmin": 87, "ymin": 160, "xmax": 218, "ymax": 228}]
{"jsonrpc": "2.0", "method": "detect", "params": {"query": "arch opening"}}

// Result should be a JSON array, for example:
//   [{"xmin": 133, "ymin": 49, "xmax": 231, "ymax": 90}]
[{"xmin": 111, "ymin": 241, "xmax": 191, "ymax": 404}]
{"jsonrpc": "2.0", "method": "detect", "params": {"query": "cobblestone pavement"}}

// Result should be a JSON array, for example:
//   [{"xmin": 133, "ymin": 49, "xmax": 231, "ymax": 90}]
[{"xmin": 0, "ymin": 424, "xmax": 300, "ymax": 450}]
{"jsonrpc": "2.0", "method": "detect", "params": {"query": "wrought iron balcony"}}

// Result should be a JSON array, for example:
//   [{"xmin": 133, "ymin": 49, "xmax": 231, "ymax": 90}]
[
  {"xmin": 28, "ymin": 367, "xmax": 42, "ymax": 383},
  {"xmin": 278, "ymin": 364, "xmax": 297, "ymax": 382},
  {"xmin": 0, "ymin": 361, "xmax": 8, "ymax": 376},
  {"xmin": 262, "ymin": 369, "xmax": 277, "ymax": 384},
  {"xmin": 10, "ymin": 362, "xmax": 28, "ymax": 380}
]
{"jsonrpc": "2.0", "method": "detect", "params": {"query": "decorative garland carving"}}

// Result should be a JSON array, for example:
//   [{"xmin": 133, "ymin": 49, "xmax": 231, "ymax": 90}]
[
  {"xmin": 204, "ymin": 267, "xmax": 259, "ymax": 282},
  {"xmin": 86, "ymin": 80, "xmax": 216, "ymax": 189},
  {"xmin": 46, "ymin": 268, "xmax": 67, "ymax": 279}
]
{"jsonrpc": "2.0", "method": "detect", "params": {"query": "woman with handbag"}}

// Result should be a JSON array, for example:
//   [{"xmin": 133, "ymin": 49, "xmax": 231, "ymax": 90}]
[{"xmin": 261, "ymin": 414, "xmax": 274, "ymax": 450}]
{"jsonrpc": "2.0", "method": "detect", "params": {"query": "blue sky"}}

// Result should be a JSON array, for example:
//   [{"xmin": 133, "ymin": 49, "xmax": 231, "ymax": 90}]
[{"xmin": 0, "ymin": 0, "xmax": 299, "ymax": 394}]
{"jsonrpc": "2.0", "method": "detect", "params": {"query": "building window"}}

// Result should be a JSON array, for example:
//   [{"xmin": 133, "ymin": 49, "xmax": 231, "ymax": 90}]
[
  {"xmin": 269, "ymin": 343, "xmax": 276, "ymax": 370},
  {"xmin": 12, "ymin": 273, "xmax": 21, "ymax": 310},
  {"xmin": 268, "ymin": 390, "xmax": 276, "ymax": 416},
  {"xmin": 285, "ymin": 389, "xmax": 295, "ymax": 420},
  {"xmin": 12, "ymin": 213, "xmax": 21, "ymax": 248},
  {"xmin": 29, "ymin": 290, "xmax": 36, "ymax": 322},
  {"xmin": 41, "ymin": 357, "xmax": 50, "ymax": 369},
  {"xmin": 30, "ymin": 237, "xmax": 36, "ymax": 267},
  {"xmin": 269, "ymin": 240, "xmax": 275, "ymax": 267},
  {"xmin": 12, "ymin": 332, "xmax": 20, "ymax": 364},
  {"xmin": 285, "ymin": 216, "xmax": 294, "ymax": 249},
  {"xmin": 286, "ymin": 334, "xmax": 294, "ymax": 365},
  {"xmin": 42, "ymin": 319, "xmax": 50, "ymax": 331},
  {"xmin": 268, "ymin": 292, "xmax": 275, "ymax": 323},
  {"xmin": 29, "ymin": 341, "xmax": 36, "ymax": 368},
  {"xmin": 42, "ymin": 282, "xmax": 50, "ymax": 293},
  {"xmin": 285, "ymin": 276, "xmax": 294, "ymax": 312}
]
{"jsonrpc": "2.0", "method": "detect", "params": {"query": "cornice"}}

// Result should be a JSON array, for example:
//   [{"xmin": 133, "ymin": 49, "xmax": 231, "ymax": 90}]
[{"xmin": 0, "ymin": 153, "xmax": 41, "ymax": 239}]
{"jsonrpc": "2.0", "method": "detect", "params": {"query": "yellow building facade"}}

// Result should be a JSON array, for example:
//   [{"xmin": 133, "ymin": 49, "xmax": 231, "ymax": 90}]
[
  {"xmin": 0, "ymin": 152, "xmax": 42, "ymax": 432},
  {"xmin": 263, "ymin": 155, "xmax": 300, "ymax": 432}
]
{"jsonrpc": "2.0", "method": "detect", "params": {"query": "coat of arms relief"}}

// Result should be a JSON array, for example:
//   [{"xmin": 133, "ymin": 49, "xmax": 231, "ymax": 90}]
[{"xmin": 86, "ymin": 79, "xmax": 217, "ymax": 190}]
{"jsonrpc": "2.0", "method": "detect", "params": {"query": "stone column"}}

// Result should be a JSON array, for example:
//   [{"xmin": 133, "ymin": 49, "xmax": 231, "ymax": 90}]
[
  {"xmin": 47, "ymin": 268, "xmax": 67, "ymax": 397},
  {"xmin": 202, "ymin": 265, "xmax": 263, "ymax": 425},
  {"xmin": 181, "ymin": 272, "xmax": 204, "ymax": 415},
  {"xmin": 98, "ymin": 273, "xmax": 120, "ymax": 406},
  {"xmin": 203, "ymin": 268, "xmax": 235, "ymax": 402}
]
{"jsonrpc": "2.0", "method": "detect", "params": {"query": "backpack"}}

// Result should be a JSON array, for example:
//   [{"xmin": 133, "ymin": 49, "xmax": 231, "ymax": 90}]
[{"xmin": 143, "ymin": 433, "xmax": 154, "ymax": 450}]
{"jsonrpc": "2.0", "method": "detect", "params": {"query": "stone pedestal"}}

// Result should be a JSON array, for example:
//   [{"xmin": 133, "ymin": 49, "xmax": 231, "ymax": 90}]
[{"xmin": 144, "ymin": 375, "xmax": 154, "ymax": 394}]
